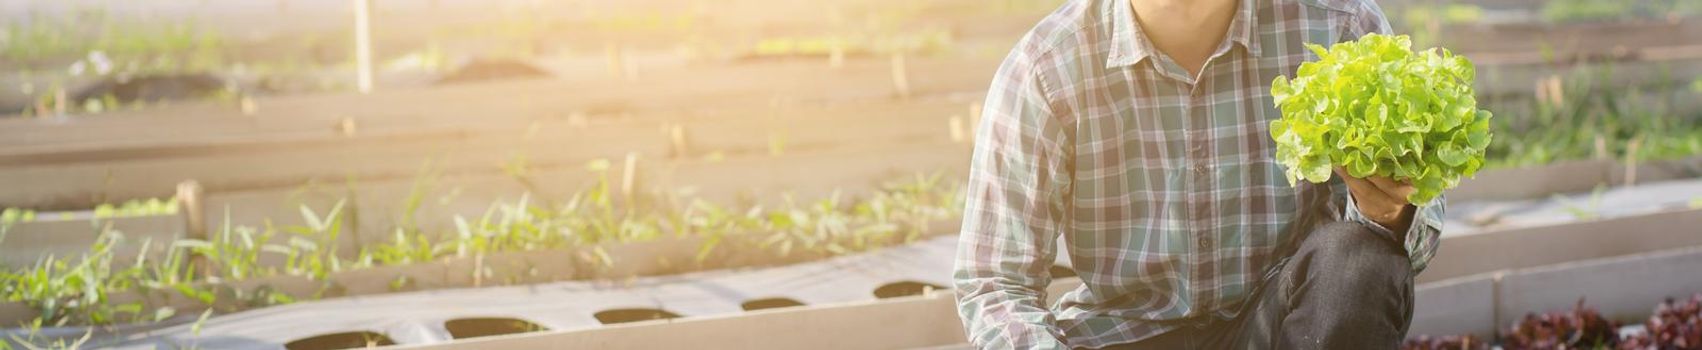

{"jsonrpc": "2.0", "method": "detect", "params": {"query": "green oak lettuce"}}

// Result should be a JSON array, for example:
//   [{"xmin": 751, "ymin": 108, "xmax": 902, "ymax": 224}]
[{"xmin": 1270, "ymin": 33, "xmax": 1493, "ymax": 205}]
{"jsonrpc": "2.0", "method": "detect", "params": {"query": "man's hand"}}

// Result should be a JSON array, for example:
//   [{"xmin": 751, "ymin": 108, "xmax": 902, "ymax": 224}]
[{"xmin": 1335, "ymin": 168, "xmax": 1416, "ymax": 233}]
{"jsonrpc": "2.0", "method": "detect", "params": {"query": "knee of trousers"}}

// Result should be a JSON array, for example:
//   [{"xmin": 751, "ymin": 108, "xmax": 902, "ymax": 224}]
[{"xmin": 1291, "ymin": 221, "xmax": 1413, "ymax": 295}]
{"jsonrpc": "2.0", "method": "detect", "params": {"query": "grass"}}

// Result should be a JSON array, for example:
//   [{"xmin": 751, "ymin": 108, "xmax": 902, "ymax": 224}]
[
  {"xmin": 0, "ymin": 165, "xmax": 965, "ymax": 331},
  {"xmin": 1481, "ymin": 67, "xmax": 1702, "ymax": 169},
  {"xmin": 1541, "ymin": 0, "xmax": 1702, "ymax": 23},
  {"xmin": 1403, "ymin": 3, "xmax": 1484, "ymax": 26},
  {"xmin": 0, "ymin": 197, "xmax": 178, "ymax": 226},
  {"xmin": 3, "ymin": 7, "xmax": 238, "ymax": 118},
  {"xmin": 1, "ymin": 234, "xmax": 150, "ymax": 326},
  {"xmin": 1, "ymin": 9, "xmax": 225, "ymax": 70}
]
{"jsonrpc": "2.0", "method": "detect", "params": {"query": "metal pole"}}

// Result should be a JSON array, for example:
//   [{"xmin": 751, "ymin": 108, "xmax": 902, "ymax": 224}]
[{"xmin": 354, "ymin": 0, "xmax": 375, "ymax": 94}]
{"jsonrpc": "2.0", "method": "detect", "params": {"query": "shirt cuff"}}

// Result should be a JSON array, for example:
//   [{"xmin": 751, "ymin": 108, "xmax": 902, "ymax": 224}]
[{"xmin": 1343, "ymin": 194, "xmax": 1441, "ymax": 245}]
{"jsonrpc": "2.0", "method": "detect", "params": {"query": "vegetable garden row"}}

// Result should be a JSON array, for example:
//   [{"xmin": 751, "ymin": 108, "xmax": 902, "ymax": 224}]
[
  {"xmin": 4, "ymin": 1, "xmax": 1702, "ymax": 348},
  {"xmin": 404, "ymin": 242, "xmax": 1702, "ymax": 350},
  {"xmin": 35, "ymin": 203, "xmax": 1699, "ymax": 350},
  {"xmin": 6, "ymin": 151, "xmax": 1701, "ymax": 347},
  {"xmin": 10, "ymin": 0, "xmax": 1702, "ymax": 120}
]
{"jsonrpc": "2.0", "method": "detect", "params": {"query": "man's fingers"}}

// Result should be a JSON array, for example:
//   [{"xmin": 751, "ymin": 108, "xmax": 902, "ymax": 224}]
[
  {"xmin": 1336, "ymin": 172, "xmax": 1383, "ymax": 198},
  {"xmin": 1335, "ymin": 167, "xmax": 1415, "ymax": 203},
  {"xmin": 1366, "ymin": 176, "xmax": 1417, "ymax": 199}
]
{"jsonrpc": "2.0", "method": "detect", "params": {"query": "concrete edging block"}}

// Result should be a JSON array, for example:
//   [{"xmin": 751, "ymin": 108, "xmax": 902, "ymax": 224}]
[
  {"xmin": 1420, "ymin": 207, "xmax": 1702, "ymax": 284},
  {"xmin": 1495, "ymin": 246, "xmax": 1702, "ymax": 326},
  {"xmin": 390, "ymin": 293, "xmax": 966, "ymax": 350},
  {"xmin": 1411, "ymin": 274, "xmax": 1498, "ymax": 339}
]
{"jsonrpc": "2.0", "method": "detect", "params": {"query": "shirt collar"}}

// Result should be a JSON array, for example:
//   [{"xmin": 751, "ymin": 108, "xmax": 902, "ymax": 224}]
[{"xmin": 1104, "ymin": 0, "xmax": 1263, "ymax": 70}]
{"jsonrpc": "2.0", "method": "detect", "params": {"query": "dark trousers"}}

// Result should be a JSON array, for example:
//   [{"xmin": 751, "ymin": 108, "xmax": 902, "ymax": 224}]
[{"xmin": 1100, "ymin": 222, "xmax": 1417, "ymax": 350}]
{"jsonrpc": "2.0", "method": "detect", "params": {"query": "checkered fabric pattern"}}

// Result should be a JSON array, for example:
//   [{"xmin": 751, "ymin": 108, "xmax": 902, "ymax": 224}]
[{"xmin": 952, "ymin": 0, "xmax": 1445, "ymax": 348}]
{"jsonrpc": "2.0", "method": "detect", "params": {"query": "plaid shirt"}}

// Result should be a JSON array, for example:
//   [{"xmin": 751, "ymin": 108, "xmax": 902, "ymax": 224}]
[{"xmin": 953, "ymin": 0, "xmax": 1445, "ymax": 348}]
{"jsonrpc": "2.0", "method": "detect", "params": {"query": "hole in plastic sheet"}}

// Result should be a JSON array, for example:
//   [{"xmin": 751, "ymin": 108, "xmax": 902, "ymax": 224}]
[
  {"xmin": 1050, "ymin": 265, "xmax": 1078, "ymax": 279},
  {"xmin": 445, "ymin": 317, "xmax": 549, "ymax": 339},
  {"xmin": 873, "ymin": 281, "xmax": 946, "ymax": 299},
  {"xmin": 741, "ymin": 297, "xmax": 806, "ymax": 311},
  {"xmin": 284, "ymin": 331, "xmax": 396, "ymax": 350},
  {"xmin": 594, "ymin": 308, "xmax": 682, "ymax": 325}
]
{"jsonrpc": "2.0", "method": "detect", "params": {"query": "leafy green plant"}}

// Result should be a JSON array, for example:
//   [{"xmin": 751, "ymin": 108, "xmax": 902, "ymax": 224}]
[
  {"xmin": 1541, "ymin": 0, "xmax": 1702, "ymax": 23},
  {"xmin": 1556, "ymin": 185, "xmax": 1609, "ymax": 220},
  {"xmin": 1270, "ymin": 33, "xmax": 1494, "ymax": 204},
  {"xmin": 1, "ymin": 166, "xmax": 967, "ymax": 328},
  {"xmin": 0, "ymin": 234, "xmax": 147, "ymax": 326},
  {"xmin": 1402, "ymin": 3, "xmax": 1483, "ymax": 26},
  {"xmin": 1543, "ymin": 0, "xmax": 1637, "ymax": 22},
  {"xmin": 92, "ymin": 197, "xmax": 179, "ymax": 219},
  {"xmin": 0, "ymin": 209, "xmax": 37, "ymax": 226},
  {"xmin": 1, "ymin": 9, "xmax": 224, "ymax": 68},
  {"xmin": 1482, "ymin": 67, "xmax": 1702, "ymax": 168}
]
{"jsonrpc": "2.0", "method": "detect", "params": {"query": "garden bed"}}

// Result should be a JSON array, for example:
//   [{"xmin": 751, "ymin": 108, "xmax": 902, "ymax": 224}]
[
  {"xmin": 0, "ymin": 93, "xmax": 982, "ymax": 210},
  {"xmin": 0, "ymin": 217, "xmax": 959, "ymax": 332},
  {"xmin": 8, "ymin": 232, "xmax": 966, "ymax": 349},
  {"xmin": 61, "ymin": 219, "xmax": 1699, "ymax": 350},
  {"xmin": 0, "ymin": 165, "xmax": 965, "ymax": 330},
  {"xmin": 1409, "ymin": 246, "xmax": 1702, "ymax": 343}
]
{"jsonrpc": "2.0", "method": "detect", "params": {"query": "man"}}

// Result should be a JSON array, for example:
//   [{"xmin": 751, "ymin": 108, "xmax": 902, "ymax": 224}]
[{"xmin": 953, "ymin": 0, "xmax": 1444, "ymax": 348}]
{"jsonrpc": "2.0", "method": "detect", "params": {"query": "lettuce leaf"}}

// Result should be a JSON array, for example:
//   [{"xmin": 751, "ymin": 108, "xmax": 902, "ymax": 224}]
[{"xmin": 1270, "ymin": 33, "xmax": 1494, "ymax": 205}]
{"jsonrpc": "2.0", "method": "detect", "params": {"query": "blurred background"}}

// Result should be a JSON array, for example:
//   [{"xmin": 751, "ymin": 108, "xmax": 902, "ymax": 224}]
[{"xmin": 1, "ymin": 0, "xmax": 1700, "ymax": 349}]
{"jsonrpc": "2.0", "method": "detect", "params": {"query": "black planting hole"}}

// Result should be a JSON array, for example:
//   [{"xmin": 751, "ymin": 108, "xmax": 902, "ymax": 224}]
[
  {"xmin": 1050, "ymin": 265, "xmax": 1078, "ymax": 279},
  {"xmin": 740, "ymin": 297, "xmax": 806, "ymax": 311},
  {"xmin": 444, "ymin": 317, "xmax": 549, "ymax": 339},
  {"xmin": 873, "ymin": 281, "xmax": 946, "ymax": 299},
  {"xmin": 594, "ymin": 308, "xmax": 682, "ymax": 325},
  {"xmin": 284, "ymin": 331, "xmax": 396, "ymax": 350}
]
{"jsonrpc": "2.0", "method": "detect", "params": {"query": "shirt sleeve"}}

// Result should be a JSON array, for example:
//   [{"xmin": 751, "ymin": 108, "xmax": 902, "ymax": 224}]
[
  {"xmin": 1343, "ymin": 193, "xmax": 1445, "ymax": 273},
  {"xmin": 1346, "ymin": 0, "xmax": 1394, "ymax": 37},
  {"xmin": 952, "ymin": 41, "xmax": 1073, "ymax": 350}
]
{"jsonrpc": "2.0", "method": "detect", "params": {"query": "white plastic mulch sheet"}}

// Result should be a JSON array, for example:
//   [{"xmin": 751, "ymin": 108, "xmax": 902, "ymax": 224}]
[
  {"xmin": 1443, "ymin": 177, "xmax": 1702, "ymax": 236},
  {"xmin": 100, "ymin": 236, "xmax": 961, "ymax": 350}
]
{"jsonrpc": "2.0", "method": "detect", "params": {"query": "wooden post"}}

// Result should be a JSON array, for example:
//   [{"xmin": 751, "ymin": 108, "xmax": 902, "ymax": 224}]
[
  {"xmin": 240, "ymin": 95, "xmax": 258, "ymax": 116},
  {"xmin": 667, "ymin": 124, "xmax": 691, "ymax": 158},
  {"xmin": 53, "ymin": 88, "xmax": 67, "ymax": 116},
  {"xmin": 338, "ymin": 117, "xmax": 359, "ymax": 137},
  {"xmin": 177, "ymin": 181, "xmax": 209, "ymax": 276},
  {"xmin": 621, "ymin": 153, "xmax": 640, "ymax": 205},
  {"xmin": 1593, "ymin": 135, "xmax": 1608, "ymax": 160},
  {"xmin": 606, "ymin": 44, "xmax": 632, "ymax": 80},
  {"xmin": 1624, "ymin": 137, "xmax": 1642, "ymax": 187},
  {"xmin": 948, "ymin": 116, "xmax": 966, "ymax": 143},
  {"xmin": 353, "ymin": 0, "xmax": 375, "ymax": 94},
  {"xmin": 829, "ymin": 43, "xmax": 845, "ymax": 69},
  {"xmin": 890, "ymin": 53, "xmax": 911, "ymax": 99}
]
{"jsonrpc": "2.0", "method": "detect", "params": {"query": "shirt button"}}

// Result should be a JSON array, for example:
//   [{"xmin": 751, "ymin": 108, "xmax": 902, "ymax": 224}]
[
  {"xmin": 1198, "ymin": 237, "xmax": 1212, "ymax": 249},
  {"xmin": 1194, "ymin": 162, "xmax": 1208, "ymax": 173}
]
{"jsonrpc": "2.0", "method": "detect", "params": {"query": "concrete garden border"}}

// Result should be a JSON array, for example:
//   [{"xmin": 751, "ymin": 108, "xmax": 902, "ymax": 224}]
[
  {"xmin": 86, "ymin": 232, "xmax": 1695, "ymax": 350},
  {"xmin": 0, "ymin": 97, "xmax": 979, "ymax": 210},
  {"xmin": 1, "ymin": 142, "xmax": 971, "ymax": 264}
]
